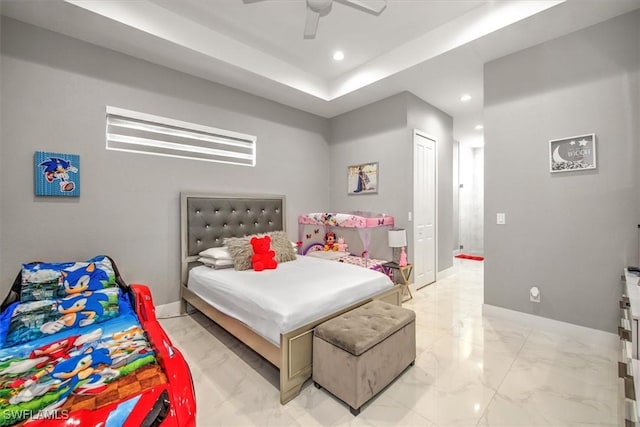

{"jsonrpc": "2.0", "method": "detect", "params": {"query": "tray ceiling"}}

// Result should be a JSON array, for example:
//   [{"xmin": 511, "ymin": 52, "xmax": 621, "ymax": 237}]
[{"xmin": 2, "ymin": 0, "xmax": 639, "ymax": 143}]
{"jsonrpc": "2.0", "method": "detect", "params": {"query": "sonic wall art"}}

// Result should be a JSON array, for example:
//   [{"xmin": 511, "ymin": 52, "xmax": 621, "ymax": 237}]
[{"xmin": 34, "ymin": 151, "xmax": 80, "ymax": 197}]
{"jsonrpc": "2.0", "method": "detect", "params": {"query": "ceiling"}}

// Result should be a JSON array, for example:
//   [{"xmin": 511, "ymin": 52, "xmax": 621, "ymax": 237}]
[
  {"xmin": 151, "ymin": 0, "xmax": 486, "ymax": 80},
  {"xmin": 2, "ymin": 0, "xmax": 640, "ymax": 145}
]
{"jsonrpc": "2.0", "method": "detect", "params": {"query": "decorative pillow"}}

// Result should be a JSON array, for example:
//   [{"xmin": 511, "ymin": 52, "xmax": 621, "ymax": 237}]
[
  {"xmin": 198, "ymin": 257, "xmax": 234, "ymax": 270},
  {"xmin": 224, "ymin": 236, "xmax": 254, "ymax": 271},
  {"xmin": 224, "ymin": 232, "xmax": 297, "ymax": 271},
  {"xmin": 3, "ymin": 288, "xmax": 120, "ymax": 348},
  {"xmin": 268, "ymin": 231, "xmax": 297, "ymax": 263},
  {"xmin": 61, "ymin": 259, "xmax": 115, "ymax": 296},
  {"xmin": 20, "ymin": 255, "xmax": 116, "ymax": 302},
  {"xmin": 20, "ymin": 261, "xmax": 73, "ymax": 302},
  {"xmin": 198, "ymin": 247, "xmax": 232, "ymax": 260}
]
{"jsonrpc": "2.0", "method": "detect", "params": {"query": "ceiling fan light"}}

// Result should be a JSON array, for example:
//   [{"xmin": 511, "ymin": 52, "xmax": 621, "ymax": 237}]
[
  {"xmin": 332, "ymin": 51, "xmax": 345, "ymax": 61},
  {"xmin": 308, "ymin": 0, "xmax": 333, "ymax": 13}
]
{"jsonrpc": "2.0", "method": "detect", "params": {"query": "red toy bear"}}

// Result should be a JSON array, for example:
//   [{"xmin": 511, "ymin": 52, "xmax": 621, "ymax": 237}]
[{"xmin": 250, "ymin": 235, "xmax": 278, "ymax": 271}]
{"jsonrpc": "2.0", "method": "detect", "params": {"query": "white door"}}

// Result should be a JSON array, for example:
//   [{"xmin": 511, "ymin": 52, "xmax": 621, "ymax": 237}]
[{"xmin": 413, "ymin": 131, "xmax": 436, "ymax": 288}]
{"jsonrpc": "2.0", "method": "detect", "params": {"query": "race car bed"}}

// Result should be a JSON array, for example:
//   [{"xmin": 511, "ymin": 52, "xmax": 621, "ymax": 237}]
[{"xmin": 0, "ymin": 256, "xmax": 195, "ymax": 427}]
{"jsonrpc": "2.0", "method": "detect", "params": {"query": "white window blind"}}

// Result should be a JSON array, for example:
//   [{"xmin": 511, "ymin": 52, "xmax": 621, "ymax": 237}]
[{"xmin": 106, "ymin": 106, "xmax": 256, "ymax": 166}]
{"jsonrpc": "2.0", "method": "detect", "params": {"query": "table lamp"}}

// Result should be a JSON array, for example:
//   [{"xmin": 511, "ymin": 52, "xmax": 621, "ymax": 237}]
[{"xmin": 388, "ymin": 229, "xmax": 407, "ymax": 267}]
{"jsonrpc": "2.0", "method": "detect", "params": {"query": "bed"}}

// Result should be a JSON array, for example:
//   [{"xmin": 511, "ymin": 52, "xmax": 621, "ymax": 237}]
[
  {"xmin": 0, "ymin": 256, "xmax": 195, "ymax": 426},
  {"xmin": 298, "ymin": 212, "xmax": 395, "ymax": 268},
  {"xmin": 180, "ymin": 193, "xmax": 401, "ymax": 404}
]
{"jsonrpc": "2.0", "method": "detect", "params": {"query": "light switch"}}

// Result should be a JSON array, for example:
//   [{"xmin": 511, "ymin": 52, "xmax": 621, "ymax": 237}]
[{"xmin": 496, "ymin": 213, "xmax": 506, "ymax": 225}]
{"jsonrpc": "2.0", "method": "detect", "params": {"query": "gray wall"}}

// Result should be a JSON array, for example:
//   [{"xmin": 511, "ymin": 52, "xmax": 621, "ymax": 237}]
[
  {"xmin": 406, "ymin": 93, "xmax": 454, "ymax": 272},
  {"xmin": 0, "ymin": 17, "xmax": 330, "ymax": 305},
  {"xmin": 0, "ymin": 12, "xmax": 3, "ymax": 283},
  {"xmin": 452, "ymin": 140, "xmax": 460, "ymax": 252},
  {"xmin": 329, "ymin": 92, "xmax": 454, "ymax": 272},
  {"xmin": 484, "ymin": 11, "xmax": 640, "ymax": 331},
  {"xmin": 329, "ymin": 93, "xmax": 408, "ymax": 260}
]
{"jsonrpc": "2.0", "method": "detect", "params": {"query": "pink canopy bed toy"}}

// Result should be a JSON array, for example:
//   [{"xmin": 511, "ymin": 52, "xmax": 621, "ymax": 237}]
[{"xmin": 298, "ymin": 212, "xmax": 394, "ymax": 268}]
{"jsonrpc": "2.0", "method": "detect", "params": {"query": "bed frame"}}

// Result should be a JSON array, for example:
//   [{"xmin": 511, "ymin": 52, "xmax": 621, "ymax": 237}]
[{"xmin": 180, "ymin": 193, "xmax": 401, "ymax": 404}]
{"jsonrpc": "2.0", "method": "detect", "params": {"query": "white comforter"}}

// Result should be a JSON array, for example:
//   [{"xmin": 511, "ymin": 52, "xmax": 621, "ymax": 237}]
[{"xmin": 187, "ymin": 255, "xmax": 393, "ymax": 346}]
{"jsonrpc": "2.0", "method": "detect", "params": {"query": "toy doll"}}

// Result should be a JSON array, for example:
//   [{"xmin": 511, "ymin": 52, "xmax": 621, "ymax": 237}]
[
  {"xmin": 336, "ymin": 237, "xmax": 348, "ymax": 252},
  {"xmin": 324, "ymin": 232, "xmax": 338, "ymax": 251}
]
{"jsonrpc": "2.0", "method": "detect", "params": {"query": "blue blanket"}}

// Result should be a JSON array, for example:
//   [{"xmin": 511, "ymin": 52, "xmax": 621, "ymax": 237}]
[{"xmin": 0, "ymin": 291, "xmax": 157, "ymax": 426}]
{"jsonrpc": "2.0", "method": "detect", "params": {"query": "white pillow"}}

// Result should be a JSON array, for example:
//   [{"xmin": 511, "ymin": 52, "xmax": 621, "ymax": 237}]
[
  {"xmin": 198, "ymin": 247, "xmax": 232, "ymax": 260},
  {"xmin": 198, "ymin": 257, "xmax": 234, "ymax": 269}
]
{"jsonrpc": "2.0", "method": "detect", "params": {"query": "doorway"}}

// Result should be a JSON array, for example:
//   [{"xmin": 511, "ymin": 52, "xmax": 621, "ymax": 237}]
[
  {"xmin": 413, "ymin": 130, "xmax": 436, "ymax": 289},
  {"xmin": 458, "ymin": 142, "xmax": 484, "ymax": 256}
]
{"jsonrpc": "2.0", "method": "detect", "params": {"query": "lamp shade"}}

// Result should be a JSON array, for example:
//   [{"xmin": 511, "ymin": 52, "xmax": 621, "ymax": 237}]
[{"xmin": 388, "ymin": 229, "xmax": 407, "ymax": 248}]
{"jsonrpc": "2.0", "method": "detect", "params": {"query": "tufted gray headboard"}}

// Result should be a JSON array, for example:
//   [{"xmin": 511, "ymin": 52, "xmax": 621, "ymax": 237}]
[{"xmin": 180, "ymin": 192, "xmax": 286, "ymax": 284}]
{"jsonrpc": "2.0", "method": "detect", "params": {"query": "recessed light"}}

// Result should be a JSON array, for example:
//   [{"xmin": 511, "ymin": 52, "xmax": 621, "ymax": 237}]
[
  {"xmin": 475, "ymin": 124, "xmax": 484, "ymax": 130},
  {"xmin": 332, "ymin": 51, "xmax": 345, "ymax": 61},
  {"xmin": 460, "ymin": 94, "xmax": 472, "ymax": 102}
]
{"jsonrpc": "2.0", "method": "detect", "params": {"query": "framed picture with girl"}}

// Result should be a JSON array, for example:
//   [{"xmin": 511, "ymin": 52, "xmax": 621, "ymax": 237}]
[{"xmin": 347, "ymin": 162, "xmax": 378, "ymax": 195}]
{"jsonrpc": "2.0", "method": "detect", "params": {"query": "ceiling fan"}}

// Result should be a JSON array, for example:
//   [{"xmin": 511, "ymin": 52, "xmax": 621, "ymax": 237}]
[
  {"xmin": 304, "ymin": 0, "xmax": 387, "ymax": 38},
  {"xmin": 245, "ymin": 0, "xmax": 387, "ymax": 39}
]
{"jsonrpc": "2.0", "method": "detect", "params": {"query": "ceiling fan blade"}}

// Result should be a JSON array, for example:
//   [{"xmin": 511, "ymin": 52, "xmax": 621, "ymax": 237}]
[
  {"xmin": 337, "ymin": 0, "xmax": 386, "ymax": 14},
  {"xmin": 304, "ymin": 8, "xmax": 320, "ymax": 38}
]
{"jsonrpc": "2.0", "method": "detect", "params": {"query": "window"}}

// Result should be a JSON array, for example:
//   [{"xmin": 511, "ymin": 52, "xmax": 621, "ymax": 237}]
[{"xmin": 106, "ymin": 106, "xmax": 256, "ymax": 166}]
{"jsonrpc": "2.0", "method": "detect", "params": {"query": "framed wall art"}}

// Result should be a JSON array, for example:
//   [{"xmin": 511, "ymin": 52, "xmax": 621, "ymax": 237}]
[
  {"xmin": 347, "ymin": 162, "xmax": 378, "ymax": 195},
  {"xmin": 549, "ymin": 133, "xmax": 596, "ymax": 173},
  {"xmin": 34, "ymin": 151, "xmax": 80, "ymax": 197}
]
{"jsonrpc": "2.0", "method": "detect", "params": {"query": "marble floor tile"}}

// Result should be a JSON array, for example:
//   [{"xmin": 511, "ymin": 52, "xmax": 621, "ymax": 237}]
[
  {"xmin": 451, "ymin": 316, "xmax": 531, "ymax": 358},
  {"xmin": 500, "ymin": 356, "xmax": 617, "ymax": 403},
  {"xmin": 159, "ymin": 259, "xmax": 619, "ymax": 426},
  {"xmin": 425, "ymin": 334, "xmax": 518, "ymax": 391},
  {"xmin": 478, "ymin": 385, "xmax": 617, "ymax": 427},
  {"xmin": 283, "ymin": 383, "xmax": 351, "ymax": 426},
  {"xmin": 522, "ymin": 329, "xmax": 618, "ymax": 364},
  {"xmin": 331, "ymin": 391, "xmax": 437, "ymax": 427},
  {"xmin": 388, "ymin": 380, "xmax": 496, "ymax": 426}
]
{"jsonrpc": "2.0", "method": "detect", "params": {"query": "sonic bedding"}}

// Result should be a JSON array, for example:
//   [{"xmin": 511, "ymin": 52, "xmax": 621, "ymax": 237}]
[{"xmin": 0, "ymin": 256, "xmax": 162, "ymax": 426}]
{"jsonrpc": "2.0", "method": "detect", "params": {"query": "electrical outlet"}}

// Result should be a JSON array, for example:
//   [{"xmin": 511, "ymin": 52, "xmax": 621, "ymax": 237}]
[
  {"xmin": 530, "ymin": 286, "xmax": 540, "ymax": 303},
  {"xmin": 496, "ymin": 213, "xmax": 506, "ymax": 225}
]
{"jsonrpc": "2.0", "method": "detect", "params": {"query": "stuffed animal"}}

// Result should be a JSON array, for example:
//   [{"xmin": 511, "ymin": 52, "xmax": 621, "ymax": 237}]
[
  {"xmin": 336, "ymin": 237, "xmax": 348, "ymax": 252},
  {"xmin": 250, "ymin": 236, "xmax": 278, "ymax": 271},
  {"xmin": 324, "ymin": 232, "xmax": 338, "ymax": 251}
]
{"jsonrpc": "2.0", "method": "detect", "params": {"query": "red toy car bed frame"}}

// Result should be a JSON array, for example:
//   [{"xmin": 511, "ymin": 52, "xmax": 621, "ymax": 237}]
[{"xmin": 0, "ymin": 257, "xmax": 196, "ymax": 427}]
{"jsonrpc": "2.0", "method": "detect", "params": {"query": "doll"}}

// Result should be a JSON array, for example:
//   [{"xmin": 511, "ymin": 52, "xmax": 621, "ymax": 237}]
[
  {"xmin": 336, "ymin": 237, "xmax": 348, "ymax": 252},
  {"xmin": 324, "ymin": 232, "xmax": 338, "ymax": 251}
]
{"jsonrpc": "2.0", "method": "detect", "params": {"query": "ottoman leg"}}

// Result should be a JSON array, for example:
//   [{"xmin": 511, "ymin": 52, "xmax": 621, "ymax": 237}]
[
  {"xmin": 410, "ymin": 360, "xmax": 415, "ymax": 367},
  {"xmin": 313, "ymin": 381, "xmax": 322, "ymax": 389},
  {"xmin": 350, "ymin": 406, "xmax": 361, "ymax": 416}
]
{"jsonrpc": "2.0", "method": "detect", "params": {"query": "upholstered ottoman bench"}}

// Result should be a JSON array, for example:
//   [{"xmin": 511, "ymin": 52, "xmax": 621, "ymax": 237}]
[{"xmin": 312, "ymin": 300, "xmax": 416, "ymax": 415}]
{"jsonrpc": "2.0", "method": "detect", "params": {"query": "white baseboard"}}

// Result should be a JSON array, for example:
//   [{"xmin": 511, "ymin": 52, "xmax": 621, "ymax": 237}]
[
  {"xmin": 155, "ymin": 301, "xmax": 182, "ymax": 318},
  {"xmin": 483, "ymin": 304, "xmax": 618, "ymax": 350}
]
